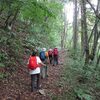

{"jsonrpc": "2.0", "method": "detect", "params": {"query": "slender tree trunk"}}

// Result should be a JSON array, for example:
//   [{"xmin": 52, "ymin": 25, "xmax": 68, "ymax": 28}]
[
  {"xmin": 96, "ymin": 55, "xmax": 100, "ymax": 67},
  {"xmin": 61, "ymin": 32, "xmax": 64, "ymax": 49},
  {"xmin": 73, "ymin": 0, "xmax": 78, "ymax": 51},
  {"xmin": 9, "ymin": 8, "xmax": 19, "ymax": 27},
  {"xmin": 96, "ymin": 43, "xmax": 100, "ymax": 67},
  {"xmin": 63, "ymin": 17, "xmax": 67, "ymax": 48},
  {"xmin": 81, "ymin": 0, "xmax": 89, "ymax": 64},
  {"xmin": 91, "ymin": 19, "xmax": 98, "ymax": 60},
  {"xmin": 86, "ymin": 0, "xmax": 100, "ymax": 19},
  {"xmin": 88, "ymin": 21, "xmax": 99, "ymax": 43},
  {"xmin": 88, "ymin": 0, "xmax": 100, "ymax": 61},
  {"xmin": 81, "ymin": 0, "xmax": 84, "ymax": 54},
  {"xmin": 61, "ymin": 6, "xmax": 67, "ymax": 49},
  {"xmin": 4, "ymin": 13, "xmax": 12, "ymax": 29},
  {"xmin": 81, "ymin": 1, "xmax": 84, "ymax": 54}
]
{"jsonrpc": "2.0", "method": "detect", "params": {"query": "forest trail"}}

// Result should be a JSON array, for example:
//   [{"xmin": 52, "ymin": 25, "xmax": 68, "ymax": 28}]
[{"xmin": 0, "ymin": 49, "xmax": 67, "ymax": 100}]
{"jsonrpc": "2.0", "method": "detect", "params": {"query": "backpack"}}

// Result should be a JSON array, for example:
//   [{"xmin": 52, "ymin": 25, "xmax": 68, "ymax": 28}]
[
  {"xmin": 28, "ymin": 56, "xmax": 39, "ymax": 70},
  {"xmin": 39, "ymin": 51, "xmax": 46, "ymax": 61},
  {"xmin": 53, "ymin": 48, "xmax": 58, "ymax": 55},
  {"xmin": 45, "ymin": 51, "xmax": 49, "ymax": 57}
]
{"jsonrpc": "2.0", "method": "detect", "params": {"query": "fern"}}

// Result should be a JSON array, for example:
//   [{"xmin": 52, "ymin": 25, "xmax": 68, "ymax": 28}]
[{"xmin": 74, "ymin": 88, "xmax": 94, "ymax": 100}]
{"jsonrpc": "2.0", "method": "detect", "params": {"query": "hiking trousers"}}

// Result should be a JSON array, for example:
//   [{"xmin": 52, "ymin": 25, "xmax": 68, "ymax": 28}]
[
  {"xmin": 49, "ymin": 55, "xmax": 53, "ymax": 64},
  {"xmin": 53, "ymin": 55, "xmax": 58, "ymax": 65},
  {"xmin": 31, "ymin": 74, "xmax": 40, "ymax": 92}
]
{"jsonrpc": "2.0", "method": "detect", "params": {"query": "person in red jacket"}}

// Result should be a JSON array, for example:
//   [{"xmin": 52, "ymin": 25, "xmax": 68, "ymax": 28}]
[
  {"xmin": 27, "ymin": 50, "xmax": 46, "ymax": 92},
  {"xmin": 53, "ymin": 48, "xmax": 59, "ymax": 66}
]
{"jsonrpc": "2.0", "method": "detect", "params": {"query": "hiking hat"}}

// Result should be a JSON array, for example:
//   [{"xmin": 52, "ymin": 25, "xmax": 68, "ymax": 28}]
[
  {"xmin": 42, "ymin": 48, "xmax": 46, "ymax": 51},
  {"xmin": 49, "ymin": 49, "xmax": 52, "ymax": 51}
]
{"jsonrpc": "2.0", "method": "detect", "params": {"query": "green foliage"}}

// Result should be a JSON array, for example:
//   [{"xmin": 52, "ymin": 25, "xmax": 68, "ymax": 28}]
[
  {"xmin": 0, "ymin": 0, "xmax": 63, "ymax": 79},
  {"xmin": 53, "ymin": 49, "xmax": 100, "ymax": 100},
  {"xmin": 0, "ymin": 29, "xmax": 23, "ymax": 70},
  {"xmin": 0, "ymin": 63, "xmax": 5, "ymax": 68},
  {"xmin": 74, "ymin": 88, "xmax": 93, "ymax": 100},
  {"xmin": 0, "ymin": 52, "xmax": 8, "ymax": 62},
  {"xmin": 19, "ymin": 0, "xmax": 56, "ymax": 23},
  {"xmin": 20, "ymin": 0, "xmax": 63, "ymax": 49},
  {"xmin": 0, "ymin": 72, "xmax": 8, "ymax": 79}
]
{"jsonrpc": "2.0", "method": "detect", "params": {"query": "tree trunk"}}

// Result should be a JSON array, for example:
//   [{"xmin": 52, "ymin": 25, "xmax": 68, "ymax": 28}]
[
  {"xmin": 80, "ymin": 1, "xmax": 84, "ymax": 55},
  {"xmin": 81, "ymin": 0, "xmax": 89, "ymax": 64},
  {"xmin": 9, "ymin": 8, "xmax": 19, "ymax": 27},
  {"xmin": 73, "ymin": 0, "xmax": 78, "ymax": 51},
  {"xmin": 4, "ymin": 13, "xmax": 12, "ymax": 29},
  {"xmin": 88, "ymin": 0, "xmax": 100, "ymax": 61},
  {"xmin": 61, "ymin": 6, "xmax": 67, "ymax": 49},
  {"xmin": 91, "ymin": 19, "xmax": 99, "ymax": 60},
  {"xmin": 96, "ymin": 55, "xmax": 100, "ymax": 67}
]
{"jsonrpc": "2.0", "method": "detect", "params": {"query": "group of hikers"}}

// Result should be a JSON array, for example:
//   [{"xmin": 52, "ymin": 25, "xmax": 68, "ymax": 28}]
[{"xmin": 27, "ymin": 47, "xmax": 59, "ymax": 92}]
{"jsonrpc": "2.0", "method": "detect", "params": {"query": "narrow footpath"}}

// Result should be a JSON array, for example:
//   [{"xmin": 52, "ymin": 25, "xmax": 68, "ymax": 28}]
[{"xmin": 0, "ymin": 49, "xmax": 67, "ymax": 100}]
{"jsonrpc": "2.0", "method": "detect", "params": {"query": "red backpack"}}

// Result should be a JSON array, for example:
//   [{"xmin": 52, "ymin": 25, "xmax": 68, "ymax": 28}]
[
  {"xmin": 53, "ymin": 48, "xmax": 58, "ymax": 55},
  {"xmin": 28, "ymin": 56, "xmax": 39, "ymax": 70}
]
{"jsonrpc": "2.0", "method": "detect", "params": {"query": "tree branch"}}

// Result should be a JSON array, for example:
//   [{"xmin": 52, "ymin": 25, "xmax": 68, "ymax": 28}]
[
  {"xmin": 86, "ymin": 0, "xmax": 100, "ymax": 19},
  {"xmin": 88, "ymin": 19, "xmax": 99, "ymax": 42}
]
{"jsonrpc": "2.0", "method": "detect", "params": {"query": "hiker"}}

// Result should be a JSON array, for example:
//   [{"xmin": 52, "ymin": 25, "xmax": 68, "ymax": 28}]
[
  {"xmin": 39, "ymin": 48, "xmax": 48, "ymax": 78},
  {"xmin": 27, "ymin": 50, "xmax": 46, "ymax": 92},
  {"xmin": 53, "ymin": 48, "xmax": 59, "ymax": 66},
  {"xmin": 48, "ymin": 49, "xmax": 53, "ymax": 64}
]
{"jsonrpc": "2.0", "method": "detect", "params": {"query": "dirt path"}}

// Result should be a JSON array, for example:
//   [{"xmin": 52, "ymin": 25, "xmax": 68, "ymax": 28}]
[{"xmin": 0, "ymin": 49, "xmax": 67, "ymax": 100}]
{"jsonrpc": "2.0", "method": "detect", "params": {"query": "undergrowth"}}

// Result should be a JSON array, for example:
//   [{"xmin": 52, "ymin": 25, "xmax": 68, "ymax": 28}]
[
  {"xmin": 0, "ymin": 29, "xmax": 24, "ymax": 79},
  {"xmin": 52, "ymin": 49, "xmax": 100, "ymax": 100}
]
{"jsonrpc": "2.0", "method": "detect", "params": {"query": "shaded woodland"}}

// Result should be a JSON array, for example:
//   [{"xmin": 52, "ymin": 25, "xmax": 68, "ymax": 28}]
[{"xmin": 0, "ymin": 0, "xmax": 100, "ymax": 100}]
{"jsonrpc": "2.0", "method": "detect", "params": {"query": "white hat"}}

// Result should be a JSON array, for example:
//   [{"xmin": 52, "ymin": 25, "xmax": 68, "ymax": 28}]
[
  {"xmin": 49, "ymin": 49, "xmax": 52, "ymax": 51},
  {"xmin": 42, "ymin": 48, "xmax": 46, "ymax": 51}
]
